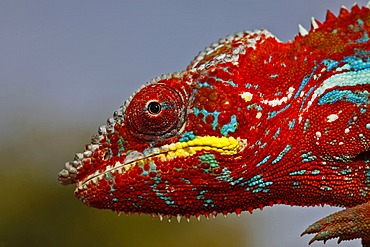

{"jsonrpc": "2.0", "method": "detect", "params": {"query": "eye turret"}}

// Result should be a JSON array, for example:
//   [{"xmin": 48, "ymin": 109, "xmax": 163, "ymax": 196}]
[{"xmin": 125, "ymin": 83, "xmax": 186, "ymax": 140}]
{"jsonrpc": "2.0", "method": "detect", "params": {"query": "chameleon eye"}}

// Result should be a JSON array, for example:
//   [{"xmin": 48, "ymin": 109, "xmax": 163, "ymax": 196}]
[
  {"xmin": 147, "ymin": 101, "xmax": 161, "ymax": 115},
  {"xmin": 125, "ymin": 83, "xmax": 186, "ymax": 140}
]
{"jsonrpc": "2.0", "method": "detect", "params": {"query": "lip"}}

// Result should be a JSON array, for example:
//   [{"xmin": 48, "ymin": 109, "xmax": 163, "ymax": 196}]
[{"xmin": 75, "ymin": 135, "xmax": 245, "ymax": 190}]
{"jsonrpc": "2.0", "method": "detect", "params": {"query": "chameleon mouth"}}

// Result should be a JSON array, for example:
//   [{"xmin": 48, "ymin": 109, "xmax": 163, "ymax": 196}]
[{"xmin": 77, "ymin": 136, "xmax": 245, "ymax": 189}]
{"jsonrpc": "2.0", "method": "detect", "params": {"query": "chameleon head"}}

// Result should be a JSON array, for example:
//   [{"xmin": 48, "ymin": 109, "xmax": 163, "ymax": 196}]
[{"xmin": 58, "ymin": 72, "xmax": 246, "ymax": 217}]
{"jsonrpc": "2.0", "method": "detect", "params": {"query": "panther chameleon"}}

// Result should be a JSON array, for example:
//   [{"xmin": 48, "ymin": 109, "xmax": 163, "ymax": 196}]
[{"xmin": 59, "ymin": 2, "xmax": 370, "ymax": 246}]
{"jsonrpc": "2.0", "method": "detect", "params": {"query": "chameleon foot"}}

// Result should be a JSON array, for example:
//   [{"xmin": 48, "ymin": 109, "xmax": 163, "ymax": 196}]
[{"xmin": 301, "ymin": 202, "xmax": 370, "ymax": 245}]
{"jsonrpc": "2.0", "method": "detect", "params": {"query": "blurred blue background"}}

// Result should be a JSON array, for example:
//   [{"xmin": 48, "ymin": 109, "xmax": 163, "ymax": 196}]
[{"xmin": 0, "ymin": 1, "xmax": 367, "ymax": 246}]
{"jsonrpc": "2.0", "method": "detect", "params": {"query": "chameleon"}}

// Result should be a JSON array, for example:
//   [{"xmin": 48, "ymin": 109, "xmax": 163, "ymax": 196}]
[{"xmin": 58, "ymin": 2, "xmax": 370, "ymax": 246}]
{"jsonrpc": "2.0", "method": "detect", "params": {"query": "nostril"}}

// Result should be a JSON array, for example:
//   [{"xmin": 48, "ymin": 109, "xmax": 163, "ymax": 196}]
[{"xmin": 103, "ymin": 152, "xmax": 110, "ymax": 161}]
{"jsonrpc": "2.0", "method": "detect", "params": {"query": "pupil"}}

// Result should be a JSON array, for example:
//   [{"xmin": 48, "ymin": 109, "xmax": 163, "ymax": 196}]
[{"xmin": 148, "ymin": 101, "xmax": 161, "ymax": 115}]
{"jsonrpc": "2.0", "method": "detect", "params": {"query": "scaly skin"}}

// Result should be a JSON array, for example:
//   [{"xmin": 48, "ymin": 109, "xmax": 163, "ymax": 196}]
[{"xmin": 59, "ymin": 3, "xmax": 370, "ymax": 246}]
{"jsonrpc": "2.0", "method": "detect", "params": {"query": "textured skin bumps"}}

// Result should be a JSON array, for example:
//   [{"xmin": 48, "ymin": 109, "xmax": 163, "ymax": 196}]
[{"xmin": 59, "ymin": 3, "xmax": 370, "ymax": 246}]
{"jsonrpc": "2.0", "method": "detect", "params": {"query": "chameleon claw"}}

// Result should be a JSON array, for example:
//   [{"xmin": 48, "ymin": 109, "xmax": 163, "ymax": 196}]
[
  {"xmin": 308, "ymin": 237, "xmax": 315, "ymax": 245},
  {"xmin": 307, "ymin": 230, "xmax": 332, "ymax": 245},
  {"xmin": 308, "ymin": 236, "xmax": 327, "ymax": 245},
  {"xmin": 302, "ymin": 202, "xmax": 370, "ymax": 245}
]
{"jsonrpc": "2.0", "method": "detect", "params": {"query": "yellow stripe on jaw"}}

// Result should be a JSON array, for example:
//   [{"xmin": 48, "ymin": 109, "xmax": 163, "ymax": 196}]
[
  {"xmin": 78, "ymin": 136, "xmax": 244, "ymax": 188},
  {"xmin": 157, "ymin": 136, "xmax": 243, "ymax": 161}
]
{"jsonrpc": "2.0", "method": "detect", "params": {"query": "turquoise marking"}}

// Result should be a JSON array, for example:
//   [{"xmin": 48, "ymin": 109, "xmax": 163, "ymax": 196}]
[
  {"xmin": 241, "ymin": 174, "xmax": 273, "ymax": 193},
  {"xmin": 112, "ymin": 198, "xmax": 118, "ymax": 202},
  {"xmin": 366, "ymin": 123, "xmax": 370, "ymax": 129},
  {"xmin": 230, "ymin": 177, "xmax": 244, "ymax": 186},
  {"xmin": 312, "ymin": 169, "xmax": 320, "ymax": 175},
  {"xmin": 245, "ymin": 83, "xmax": 252, "ymax": 88},
  {"xmin": 198, "ymin": 81, "xmax": 213, "ymax": 88},
  {"xmin": 143, "ymin": 148, "xmax": 154, "ymax": 156},
  {"xmin": 270, "ymin": 74, "xmax": 278, "ymax": 78},
  {"xmin": 220, "ymin": 115, "xmax": 238, "ymax": 136},
  {"xmin": 340, "ymin": 168, "xmax": 352, "ymax": 175},
  {"xmin": 299, "ymin": 85, "xmax": 317, "ymax": 111},
  {"xmin": 294, "ymin": 65, "xmax": 318, "ymax": 98},
  {"xmin": 343, "ymin": 56, "xmax": 370, "ymax": 71},
  {"xmin": 273, "ymin": 128, "xmax": 280, "ymax": 139},
  {"xmin": 181, "ymin": 178, "xmax": 191, "ymax": 184},
  {"xmin": 358, "ymin": 18, "xmax": 365, "ymax": 26},
  {"xmin": 213, "ymin": 76, "xmax": 237, "ymax": 87},
  {"xmin": 354, "ymin": 19, "xmax": 369, "ymax": 43},
  {"xmin": 227, "ymin": 80, "xmax": 237, "ymax": 87},
  {"xmin": 105, "ymin": 171, "xmax": 113, "ymax": 180},
  {"xmin": 274, "ymin": 92, "xmax": 282, "ymax": 96},
  {"xmin": 118, "ymin": 137, "xmax": 125, "ymax": 151},
  {"xmin": 242, "ymin": 175, "xmax": 261, "ymax": 187},
  {"xmin": 198, "ymin": 190, "xmax": 207, "ymax": 198},
  {"xmin": 199, "ymin": 154, "xmax": 219, "ymax": 169},
  {"xmin": 271, "ymin": 145, "xmax": 292, "ymax": 165},
  {"xmin": 267, "ymin": 104, "xmax": 291, "ymax": 119},
  {"xmin": 247, "ymin": 103, "xmax": 263, "ymax": 111},
  {"xmin": 150, "ymin": 177, "xmax": 175, "ymax": 206},
  {"xmin": 252, "ymin": 187, "xmax": 268, "ymax": 193},
  {"xmin": 323, "ymin": 59, "xmax": 339, "ymax": 71},
  {"xmin": 150, "ymin": 161, "xmax": 157, "ymax": 171},
  {"xmin": 193, "ymin": 107, "xmax": 220, "ymax": 130},
  {"xmin": 162, "ymin": 102, "xmax": 173, "ymax": 110},
  {"xmin": 217, "ymin": 168, "xmax": 232, "ymax": 182},
  {"xmin": 204, "ymin": 199, "xmax": 214, "ymax": 207},
  {"xmin": 365, "ymin": 169, "xmax": 370, "ymax": 183},
  {"xmin": 163, "ymin": 196, "xmax": 175, "ymax": 205},
  {"xmin": 360, "ymin": 188, "xmax": 369, "ymax": 198},
  {"xmin": 288, "ymin": 119, "xmax": 296, "ymax": 129},
  {"xmin": 301, "ymin": 152, "xmax": 317, "ymax": 163},
  {"xmin": 303, "ymin": 119, "xmax": 310, "ymax": 132},
  {"xmin": 293, "ymin": 56, "xmax": 367, "ymax": 103},
  {"xmin": 318, "ymin": 90, "xmax": 370, "ymax": 105},
  {"xmin": 140, "ymin": 161, "xmax": 157, "ymax": 176},
  {"xmin": 217, "ymin": 168, "xmax": 248, "ymax": 187},
  {"xmin": 180, "ymin": 131, "xmax": 196, "ymax": 142},
  {"xmin": 357, "ymin": 31, "xmax": 369, "ymax": 44},
  {"xmin": 361, "ymin": 108, "xmax": 367, "ymax": 114},
  {"xmin": 197, "ymin": 190, "xmax": 215, "ymax": 207},
  {"xmin": 256, "ymin": 155, "xmax": 271, "ymax": 167},
  {"xmin": 289, "ymin": 169, "xmax": 306, "ymax": 176}
]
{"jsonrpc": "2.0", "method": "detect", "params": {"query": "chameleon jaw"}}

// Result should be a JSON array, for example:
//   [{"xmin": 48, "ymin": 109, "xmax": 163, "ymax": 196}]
[{"xmin": 76, "ymin": 135, "xmax": 245, "ymax": 189}]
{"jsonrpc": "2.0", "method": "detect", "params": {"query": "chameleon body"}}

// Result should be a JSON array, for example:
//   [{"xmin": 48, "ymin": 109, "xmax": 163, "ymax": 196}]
[{"xmin": 59, "ymin": 3, "xmax": 370, "ymax": 246}]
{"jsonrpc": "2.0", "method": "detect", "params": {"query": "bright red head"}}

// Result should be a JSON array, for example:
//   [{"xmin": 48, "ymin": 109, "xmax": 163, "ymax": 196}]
[{"xmin": 59, "ymin": 5, "xmax": 370, "ymax": 220}]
